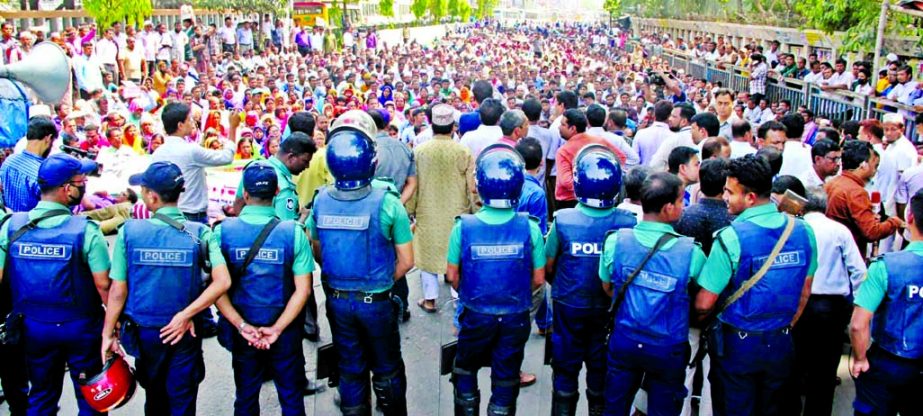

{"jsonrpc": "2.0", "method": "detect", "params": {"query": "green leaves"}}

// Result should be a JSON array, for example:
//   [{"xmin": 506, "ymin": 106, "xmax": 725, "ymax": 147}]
[
  {"xmin": 380, "ymin": 0, "xmax": 395, "ymax": 17},
  {"xmin": 83, "ymin": 0, "xmax": 152, "ymax": 29},
  {"xmin": 411, "ymin": 0, "xmax": 428, "ymax": 19},
  {"xmin": 193, "ymin": 0, "xmax": 288, "ymax": 16}
]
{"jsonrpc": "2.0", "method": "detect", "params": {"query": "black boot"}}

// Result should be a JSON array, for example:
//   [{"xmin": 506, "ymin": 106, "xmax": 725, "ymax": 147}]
[
  {"xmin": 586, "ymin": 389, "xmax": 605, "ymax": 416},
  {"xmin": 487, "ymin": 403, "xmax": 516, "ymax": 416},
  {"xmin": 373, "ymin": 378, "xmax": 408, "ymax": 416},
  {"xmin": 454, "ymin": 391, "xmax": 480, "ymax": 416},
  {"xmin": 551, "ymin": 390, "xmax": 579, "ymax": 416}
]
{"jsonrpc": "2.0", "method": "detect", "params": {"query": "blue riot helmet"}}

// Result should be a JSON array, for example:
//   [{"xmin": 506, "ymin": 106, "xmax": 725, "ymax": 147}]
[
  {"xmin": 475, "ymin": 143, "xmax": 525, "ymax": 209},
  {"xmin": 326, "ymin": 127, "xmax": 378, "ymax": 191},
  {"xmin": 574, "ymin": 144, "xmax": 622, "ymax": 208}
]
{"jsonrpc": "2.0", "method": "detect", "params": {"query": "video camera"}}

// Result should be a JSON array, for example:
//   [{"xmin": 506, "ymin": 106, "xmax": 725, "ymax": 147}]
[{"xmin": 60, "ymin": 145, "xmax": 101, "ymax": 177}]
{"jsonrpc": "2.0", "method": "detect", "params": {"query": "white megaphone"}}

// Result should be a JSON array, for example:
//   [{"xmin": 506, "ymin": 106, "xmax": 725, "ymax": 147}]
[{"xmin": 0, "ymin": 41, "xmax": 71, "ymax": 104}]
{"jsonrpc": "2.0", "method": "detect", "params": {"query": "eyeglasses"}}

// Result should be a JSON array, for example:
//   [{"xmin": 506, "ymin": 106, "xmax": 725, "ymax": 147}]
[{"xmin": 824, "ymin": 155, "xmax": 842, "ymax": 163}]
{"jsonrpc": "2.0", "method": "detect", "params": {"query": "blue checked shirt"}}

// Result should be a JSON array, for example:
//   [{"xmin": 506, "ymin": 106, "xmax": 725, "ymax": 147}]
[{"xmin": 0, "ymin": 150, "xmax": 43, "ymax": 212}]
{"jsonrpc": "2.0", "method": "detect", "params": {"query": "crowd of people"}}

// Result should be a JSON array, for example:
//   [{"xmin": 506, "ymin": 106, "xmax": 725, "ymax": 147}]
[{"xmin": 0, "ymin": 12, "xmax": 922, "ymax": 416}]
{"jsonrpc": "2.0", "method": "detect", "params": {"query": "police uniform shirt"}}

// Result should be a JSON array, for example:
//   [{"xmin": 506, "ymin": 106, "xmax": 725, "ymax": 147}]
[
  {"xmin": 447, "ymin": 206, "xmax": 546, "ymax": 270},
  {"xmin": 0, "ymin": 201, "xmax": 111, "ymax": 274},
  {"xmin": 212, "ymin": 205, "xmax": 315, "ymax": 276},
  {"xmin": 598, "ymin": 220, "xmax": 706, "ymax": 285},
  {"xmin": 110, "ymin": 206, "xmax": 225, "ymax": 281},
  {"xmin": 236, "ymin": 156, "xmax": 300, "ymax": 221},
  {"xmin": 854, "ymin": 241, "xmax": 923, "ymax": 313},
  {"xmin": 697, "ymin": 203, "xmax": 817, "ymax": 296},
  {"xmin": 305, "ymin": 184, "xmax": 413, "ymax": 293},
  {"xmin": 545, "ymin": 204, "xmax": 635, "ymax": 259}
]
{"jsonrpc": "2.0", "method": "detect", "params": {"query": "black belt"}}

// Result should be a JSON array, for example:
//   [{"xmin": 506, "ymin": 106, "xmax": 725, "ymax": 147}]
[
  {"xmin": 720, "ymin": 322, "xmax": 791, "ymax": 338},
  {"xmin": 326, "ymin": 288, "xmax": 392, "ymax": 303}
]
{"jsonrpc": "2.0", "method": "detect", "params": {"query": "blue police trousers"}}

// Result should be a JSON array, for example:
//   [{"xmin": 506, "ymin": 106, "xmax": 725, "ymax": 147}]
[
  {"xmin": 231, "ymin": 323, "xmax": 306, "ymax": 416},
  {"xmin": 135, "ymin": 327, "xmax": 205, "ymax": 416},
  {"xmin": 22, "ymin": 316, "xmax": 104, "ymax": 416},
  {"xmin": 854, "ymin": 344, "xmax": 923, "ymax": 416},
  {"xmin": 551, "ymin": 302, "xmax": 607, "ymax": 395},
  {"xmin": 325, "ymin": 295, "xmax": 406, "ymax": 414},
  {"xmin": 708, "ymin": 326, "xmax": 793, "ymax": 416},
  {"xmin": 453, "ymin": 309, "xmax": 531, "ymax": 408},
  {"xmin": 604, "ymin": 333, "xmax": 689, "ymax": 416}
]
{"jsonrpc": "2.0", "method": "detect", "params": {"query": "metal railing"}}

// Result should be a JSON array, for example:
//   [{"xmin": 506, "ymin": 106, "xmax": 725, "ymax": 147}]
[{"xmin": 642, "ymin": 44, "xmax": 920, "ymax": 141}]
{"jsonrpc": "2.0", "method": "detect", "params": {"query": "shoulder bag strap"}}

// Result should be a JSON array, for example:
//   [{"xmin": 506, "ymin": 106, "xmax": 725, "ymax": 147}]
[
  {"xmin": 608, "ymin": 233, "xmax": 677, "ymax": 316},
  {"xmin": 153, "ymin": 212, "xmax": 211, "ymax": 271},
  {"xmin": 240, "ymin": 218, "xmax": 281, "ymax": 272},
  {"xmin": 718, "ymin": 215, "xmax": 796, "ymax": 314},
  {"xmin": 8, "ymin": 210, "xmax": 74, "ymax": 247}
]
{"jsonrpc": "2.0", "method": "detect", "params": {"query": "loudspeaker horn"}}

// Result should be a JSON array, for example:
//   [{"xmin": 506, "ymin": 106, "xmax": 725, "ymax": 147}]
[{"xmin": 0, "ymin": 41, "xmax": 70, "ymax": 104}]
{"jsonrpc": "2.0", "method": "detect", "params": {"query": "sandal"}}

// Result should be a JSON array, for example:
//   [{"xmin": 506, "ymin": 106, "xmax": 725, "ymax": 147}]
[{"xmin": 417, "ymin": 299, "xmax": 438, "ymax": 313}]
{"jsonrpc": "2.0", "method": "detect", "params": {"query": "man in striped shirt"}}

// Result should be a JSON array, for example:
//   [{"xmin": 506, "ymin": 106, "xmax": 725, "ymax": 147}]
[{"xmin": 0, "ymin": 116, "xmax": 56, "ymax": 212}]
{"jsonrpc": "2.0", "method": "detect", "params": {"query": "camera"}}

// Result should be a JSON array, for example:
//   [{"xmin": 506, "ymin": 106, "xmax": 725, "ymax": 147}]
[{"xmin": 646, "ymin": 69, "xmax": 665, "ymax": 86}]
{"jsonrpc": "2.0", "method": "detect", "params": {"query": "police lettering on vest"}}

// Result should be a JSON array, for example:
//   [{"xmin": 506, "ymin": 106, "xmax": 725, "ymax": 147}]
[
  {"xmin": 570, "ymin": 242, "xmax": 603, "ymax": 256},
  {"xmin": 16, "ymin": 243, "xmax": 70, "ymax": 259},
  {"xmin": 132, "ymin": 249, "xmax": 192, "ymax": 266},
  {"xmin": 471, "ymin": 244, "xmax": 524, "ymax": 259}
]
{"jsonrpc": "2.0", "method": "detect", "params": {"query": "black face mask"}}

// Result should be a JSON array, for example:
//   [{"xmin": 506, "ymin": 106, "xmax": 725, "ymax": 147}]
[{"xmin": 858, "ymin": 78, "xmax": 868, "ymax": 85}]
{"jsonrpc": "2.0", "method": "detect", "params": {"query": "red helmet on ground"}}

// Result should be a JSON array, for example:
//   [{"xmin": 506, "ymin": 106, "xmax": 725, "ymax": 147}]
[{"xmin": 78, "ymin": 355, "xmax": 137, "ymax": 412}]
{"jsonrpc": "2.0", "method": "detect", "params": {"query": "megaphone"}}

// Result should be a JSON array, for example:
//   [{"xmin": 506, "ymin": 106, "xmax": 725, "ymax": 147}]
[{"xmin": 0, "ymin": 41, "xmax": 70, "ymax": 104}]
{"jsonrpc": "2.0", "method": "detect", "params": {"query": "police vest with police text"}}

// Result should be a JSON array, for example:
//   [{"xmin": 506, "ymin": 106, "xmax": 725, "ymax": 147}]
[
  {"xmin": 459, "ymin": 213, "xmax": 533, "ymax": 315},
  {"xmin": 221, "ymin": 218, "xmax": 296, "ymax": 327},
  {"xmin": 719, "ymin": 219, "xmax": 811, "ymax": 332},
  {"xmin": 872, "ymin": 251, "xmax": 923, "ymax": 359},
  {"xmin": 313, "ymin": 187, "xmax": 396, "ymax": 292},
  {"xmin": 6, "ymin": 213, "xmax": 101, "ymax": 322},
  {"xmin": 552, "ymin": 207, "xmax": 637, "ymax": 309},
  {"xmin": 610, "ymin": 228, "xmax": 695, "ymax": 346},
  {"xmin": 123, "ymin": 219, "xmax": 207, "ymax": 328}
]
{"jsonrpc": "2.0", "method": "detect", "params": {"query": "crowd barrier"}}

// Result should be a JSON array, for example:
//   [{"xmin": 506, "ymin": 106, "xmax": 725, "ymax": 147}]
[{"xmin": 645, "ymin": 44, "xmax": 920, "ymax": 141}]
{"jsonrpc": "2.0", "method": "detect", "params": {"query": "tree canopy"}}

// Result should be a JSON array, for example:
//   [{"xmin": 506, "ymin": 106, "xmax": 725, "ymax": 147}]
[
  {"xmin": 619, "ymin": 0, "xmax": 923, "ymax": 51},
  {"xmin": 83, "ymin": 0, "xmax": 152, "ymax": 29}
]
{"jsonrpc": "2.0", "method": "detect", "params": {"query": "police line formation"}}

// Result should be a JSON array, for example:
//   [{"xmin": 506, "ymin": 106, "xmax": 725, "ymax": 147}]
[{"xmin": 0, "ymin": 107, "xmax": 921, "ymax": 416}]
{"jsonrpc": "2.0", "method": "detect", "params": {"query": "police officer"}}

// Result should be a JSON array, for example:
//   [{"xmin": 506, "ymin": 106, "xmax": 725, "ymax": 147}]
[
  {"xmin": 307, "ymin": 120, "xmax": 414, "ymax": 415},
  {"xmin": 600, "ymin": 172, "xmax": 705, "ymax": 416},
  {"xmin": 849, "ymin": 188, "xmax": 923, "ymax": 416},
  {"xmin": 101, "ymin": 162, "xmax": 232, "ymax": 415},
  {"xmin": 694, "ymin": 155, "xmax": 816, "ymax": 416},
  {"xmin": 232, "ymin": 129, "xmax": 320, "ymax": 346},
  {"xmin": 0, "ymin": 153, "xmax": 111, "ymax": 415},
  {"xmin": 545, "ymin": 145, "xmax": 637, "ymax": 416},
  {"xmin": 215, "ymin": 162, "xmax": 314, "ymax": 416},
  {"xmin": 232, "ymin": 131, "xmax": 316, "ymax": 220},
  {"xmin": 448, "ymin": 144, "xmax": 546, "ymax": 416},
  {"xmin": 0, "ymin": 210, "xmax": 28, "ymax": 416}
]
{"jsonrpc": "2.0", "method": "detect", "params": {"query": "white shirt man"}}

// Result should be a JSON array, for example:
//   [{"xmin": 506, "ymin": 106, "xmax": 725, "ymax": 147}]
[
  {"xmin": 151, "ymin": 134, "xmax": 234, "ymax": 215},
  {"xmin": 343, "ymin": 30, "xmax": 354, "ymax": 49},
  {"xmin": 803, "ymin": 210, "xmax": 866, "ymax": 296},
  {"xmin": 587, "ymin": 126, "xmax": 640, "ymax": 168},
  {"xmin": 460, "ymin": 124, "xmax": 503, "ymax": 158},
  {"xmin": 648, "ymin": 127, "xmax": 693, "ymax": 172},
  {"xmin": 95, "ymin": 36, "xmax": 119, "ymax": 66},
  {"xmin": 632, "ymin": 121, "xmax": 674, "ymax": 166},
  {"xmin": 778, "ymin": 140, "xmax": 813, "ymax": 178},
  {"xmin": 140, "ymin": 26, "xmax": 160, "ymax": 63}
]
